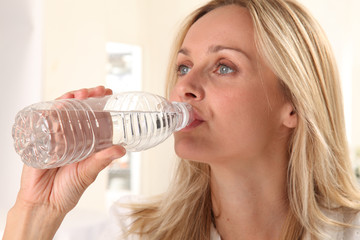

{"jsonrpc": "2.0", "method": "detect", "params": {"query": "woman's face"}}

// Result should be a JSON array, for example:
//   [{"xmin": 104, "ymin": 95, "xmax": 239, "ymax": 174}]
[{"xmin": 170, "ymin": 5, "xmax": 293, "ymax": 164}]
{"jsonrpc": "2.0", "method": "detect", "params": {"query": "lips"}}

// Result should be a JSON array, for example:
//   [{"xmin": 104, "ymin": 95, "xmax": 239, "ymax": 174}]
[{"xmin": 181, "ymin": 108, "xmax": 205, "ymax": 132}]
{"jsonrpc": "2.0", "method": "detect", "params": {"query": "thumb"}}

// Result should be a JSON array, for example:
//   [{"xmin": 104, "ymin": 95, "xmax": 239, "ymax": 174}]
[{"xmin": 78, "ymin": 146, "xmax": 126, "ymax": 186}]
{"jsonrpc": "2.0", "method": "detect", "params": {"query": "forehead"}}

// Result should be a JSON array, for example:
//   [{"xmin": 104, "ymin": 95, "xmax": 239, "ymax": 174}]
[{"xmin": 182, "ymin": 5, "xmax": 255, "ymax": 53}]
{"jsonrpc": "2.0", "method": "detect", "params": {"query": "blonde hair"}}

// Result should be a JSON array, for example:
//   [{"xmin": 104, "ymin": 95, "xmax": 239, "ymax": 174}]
[{"xmin": 126, "ymin": 0, "xmax": 360, "ymax": 239}]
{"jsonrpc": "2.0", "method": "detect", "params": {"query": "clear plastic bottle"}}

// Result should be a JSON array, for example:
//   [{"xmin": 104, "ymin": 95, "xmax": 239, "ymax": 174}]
[{"xmin": 12, "ymin": 92, "xmax": 193, "ymax": 169}]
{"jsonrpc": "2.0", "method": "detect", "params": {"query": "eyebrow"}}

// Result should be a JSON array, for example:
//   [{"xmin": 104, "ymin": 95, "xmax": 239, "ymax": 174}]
[{"xmin": 178, "ymin": 44, "xmax": 250, "ymax": 60}]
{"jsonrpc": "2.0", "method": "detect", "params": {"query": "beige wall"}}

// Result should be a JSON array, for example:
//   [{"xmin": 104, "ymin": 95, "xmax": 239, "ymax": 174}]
[
  {"xmin": 43, "ymin": 1, "xmax": 142, "ymax": 100},
  {"xmin": 42, "ymin": 0, "xmax": 207, "ymax": 99}
]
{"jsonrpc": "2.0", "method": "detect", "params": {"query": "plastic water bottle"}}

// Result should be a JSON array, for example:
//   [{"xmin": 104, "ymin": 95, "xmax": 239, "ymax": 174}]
[{"xmin": 12, "ymin": 92, "xmax": 193, "ymax": 169}]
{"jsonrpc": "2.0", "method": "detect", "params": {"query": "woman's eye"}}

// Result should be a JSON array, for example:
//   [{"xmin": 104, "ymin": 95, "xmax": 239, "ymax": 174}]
[
  {"xmin": 216, "ymin": 64, "xmax": 234, "ymax": 75},
  {"xmin": 177, "ymin": 65, "xmax": 191, "ymax": 76}
]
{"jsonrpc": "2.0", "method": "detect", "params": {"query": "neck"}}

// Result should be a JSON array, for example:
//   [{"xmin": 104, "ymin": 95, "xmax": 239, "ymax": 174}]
[{"xmin": 210, "ymin": 154, "xmax": 289, "ymax": 240}]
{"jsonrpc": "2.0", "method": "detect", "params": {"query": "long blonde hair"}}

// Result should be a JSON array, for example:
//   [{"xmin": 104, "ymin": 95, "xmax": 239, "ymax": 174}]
[{"xmin": 126, "ymin": 0, "xmax": 360, "ymax": 239}]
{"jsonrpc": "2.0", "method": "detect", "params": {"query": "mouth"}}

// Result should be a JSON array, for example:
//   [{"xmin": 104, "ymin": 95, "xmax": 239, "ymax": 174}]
[{"xmin": 180, "ymin": 109, "xmax": 205, "ymax": 132}]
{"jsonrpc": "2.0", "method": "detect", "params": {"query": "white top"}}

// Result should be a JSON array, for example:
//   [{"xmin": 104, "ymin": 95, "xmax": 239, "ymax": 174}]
[
  {"xmin": 96, "ymin": 198, "xmax": 221, "ymax": 240},
  {"xmin": 55, "ymin": 197, "xmax": 360, "ymax": 240},
  {"xmin": 101, "ymin": 199, "xmax": 360, "ymax": 240}
]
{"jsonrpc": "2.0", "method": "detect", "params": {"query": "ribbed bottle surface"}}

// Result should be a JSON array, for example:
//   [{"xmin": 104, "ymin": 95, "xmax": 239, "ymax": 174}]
[
  {"xmin": 12, "ymin": 100, "xmax": 113, "ymax": 169},
  {"xmin": 12, "ymin": 92, "xmax": 192, "ymax": 169}
]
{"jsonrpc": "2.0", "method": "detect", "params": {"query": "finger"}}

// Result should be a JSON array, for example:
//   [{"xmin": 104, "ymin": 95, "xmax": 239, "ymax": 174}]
[
  {"xmin": 56, "ymin": 88, "xmax": 89, "ymax": 100},
  {"xmin": 56, "ymin": 92, "xmax": 75, "ymax": 100},
  {"xmin": 89, "ymin": 86, "xmax": 113, "ymax": 97},
  {"xmin": 19, "ymin": 165, "xmax": 49, "ymax": 191},
  {"xmin": 105, "ymin": 88, "xmax": 113, "ymax": 95},
  {"xmin": 78, "ymin": 146, "xmax": 126, "ymax": 186},
  {"xmin": 56, "ymin": 86, "xmax": 112, "ymax": 100},
  {"xmin": 88, "ymin": 86, "xmax": 110, "ymax": 98},
  {"xmin": 72, "ymin": 88, "xmax": 90, "ymax": 99}
]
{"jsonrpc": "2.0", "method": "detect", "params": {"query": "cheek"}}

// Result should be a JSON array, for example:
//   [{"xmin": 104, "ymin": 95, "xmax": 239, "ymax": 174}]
[
  {"xmin": 212, "ymin": 92, "xmax": 275, "ymax": 146},
  {"xmin": 214, "ymin": 89, "xmax": 270, "ymax": 125}
]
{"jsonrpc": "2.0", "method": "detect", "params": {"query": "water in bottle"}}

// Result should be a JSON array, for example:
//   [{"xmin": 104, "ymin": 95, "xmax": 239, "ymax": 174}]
[{"xmin": 12, "ymin": 92, "xmax": 193, "ymax": 169}]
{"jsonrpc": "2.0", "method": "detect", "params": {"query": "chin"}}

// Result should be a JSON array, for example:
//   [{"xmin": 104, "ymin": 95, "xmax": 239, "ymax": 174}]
[
  {"xmin": 174, "ymin": 131, "xmax": 218, "ymax": 162},
  {"xmin": 174, "ymin": 140, "xmax": 208, "ymax": 163}
]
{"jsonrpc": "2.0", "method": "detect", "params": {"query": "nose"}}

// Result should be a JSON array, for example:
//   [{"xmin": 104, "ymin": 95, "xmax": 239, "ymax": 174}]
[{"xmin": 170, "ymin": 72, "xmax": 205, "ymax": 103}]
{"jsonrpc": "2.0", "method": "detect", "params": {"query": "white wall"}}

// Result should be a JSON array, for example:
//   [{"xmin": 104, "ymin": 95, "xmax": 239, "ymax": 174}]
[{"xmin": 0, "ymin": 0, "xmax": 43, "ymax": 233}]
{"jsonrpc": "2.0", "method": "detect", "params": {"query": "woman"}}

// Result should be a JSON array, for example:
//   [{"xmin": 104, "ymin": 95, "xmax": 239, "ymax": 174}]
[{"xmin": 4, "ymin": 0, "xmax": 360, "ymax": 239}]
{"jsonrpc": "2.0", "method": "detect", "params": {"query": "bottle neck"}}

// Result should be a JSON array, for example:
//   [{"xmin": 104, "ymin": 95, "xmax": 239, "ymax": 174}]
[{"xmin": 171, "ymin": 102, "xmax": 194, "ymax": 131}]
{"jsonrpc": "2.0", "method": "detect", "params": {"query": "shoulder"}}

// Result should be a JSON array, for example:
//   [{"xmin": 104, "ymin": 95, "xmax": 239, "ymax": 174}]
[
  {"xmin": 343, "ymin": 210, "xmax": 360, "ymax": 239},
  {"xmin": 322, "ymin": 208, "xmax": 360, "ymax": 240}
]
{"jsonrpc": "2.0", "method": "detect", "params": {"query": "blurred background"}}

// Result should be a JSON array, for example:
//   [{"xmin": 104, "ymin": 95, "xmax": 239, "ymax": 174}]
[{"xmin": 0, "ymin": 0, "xmax": 359, "ymax": 238}]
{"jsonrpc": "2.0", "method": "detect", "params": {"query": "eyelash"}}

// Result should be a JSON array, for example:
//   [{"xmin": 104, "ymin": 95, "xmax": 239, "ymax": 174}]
[
  {"xmin": 176, "ymin": 64, "xmax": 191, "ymax": 76},
  {"xmin": 176, "ymin": 60, "xmax": 238, "ymax": 77},
  {"xmin": 214, "ymin": 62, "xmax": 236, "ymax": 75}
]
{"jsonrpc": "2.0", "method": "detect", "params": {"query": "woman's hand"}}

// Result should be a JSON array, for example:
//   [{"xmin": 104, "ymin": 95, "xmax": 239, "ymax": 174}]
[{"xmin": 4, "ymin": 86, "xmax": 126, "ymax": 240}]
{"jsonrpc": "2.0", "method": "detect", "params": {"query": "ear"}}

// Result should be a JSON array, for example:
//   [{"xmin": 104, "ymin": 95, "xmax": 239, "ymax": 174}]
[{"xmin": 282, "ymin": 103, "xmax": 297, "ymax": 129}]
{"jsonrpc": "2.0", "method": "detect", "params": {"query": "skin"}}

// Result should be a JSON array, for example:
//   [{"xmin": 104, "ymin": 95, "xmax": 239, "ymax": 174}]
[
  {"xmin": 170, "ymin": 5, "xmax": 297, "ymax": 240},
  {"xmin": 3, "ymin": 86, "xmax": 126, "ymax": 240}
]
